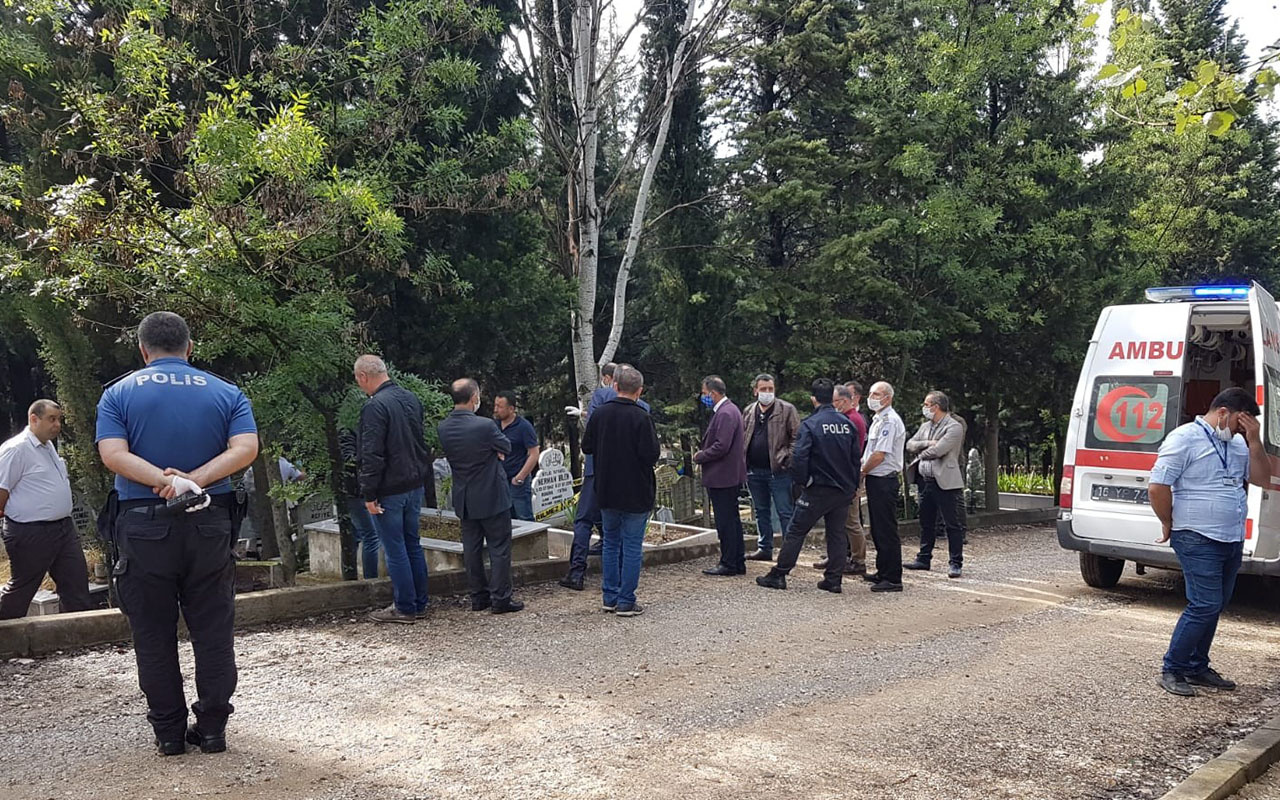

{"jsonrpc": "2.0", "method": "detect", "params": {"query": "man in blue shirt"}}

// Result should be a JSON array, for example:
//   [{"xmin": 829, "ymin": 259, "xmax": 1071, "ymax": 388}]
[
  {"xmin": 1149, "ymin": 387, "xmax": 1269, "ymax": 697},
  {"xmin": 493, "ymin": 391, "xmax": 540, "ymax": 521},
  {"xmin": 96, "ymin": 312, "xmax": 259, "ymax": 756}
]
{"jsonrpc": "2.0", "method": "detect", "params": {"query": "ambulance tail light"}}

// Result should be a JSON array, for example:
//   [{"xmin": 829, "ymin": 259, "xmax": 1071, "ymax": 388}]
[{"xmin": 1059, "ymin": 465, "xmax": 1074, "ymax": 509}]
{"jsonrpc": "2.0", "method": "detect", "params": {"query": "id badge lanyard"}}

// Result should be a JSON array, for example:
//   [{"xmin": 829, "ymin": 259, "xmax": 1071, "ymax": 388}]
[{"xmin": 1201, "ymin": 424, "xmax": 1237, "ymax": 485}]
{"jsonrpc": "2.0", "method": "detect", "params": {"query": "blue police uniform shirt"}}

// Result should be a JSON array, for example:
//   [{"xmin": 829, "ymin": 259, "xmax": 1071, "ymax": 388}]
[
  {"xmin": 95, "ymin": 357, "xmax": 258, "ymax": 501},
  {"xmin": 1149, "ymin": 417, "xmax": 1250, "ymax": 543},
  {"xmin": 500, "ymin": 415, "xmax": 538, "ymax": 480}
]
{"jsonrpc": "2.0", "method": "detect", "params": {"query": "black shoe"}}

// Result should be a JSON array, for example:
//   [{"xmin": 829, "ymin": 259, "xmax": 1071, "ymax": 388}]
[
  {"xmin": 869, "ymin": 580, "xmax": 904, "ymax": 593},
  {"xmin": 843, "ymin": 562, "xmax": 867, "ymax": 576},
  {"xmin": 471, "ymin": 597, "xmax": 492, "ymax": 612},
  {"xmin": 1159, "ymin": 671, "xmax": 1197, "ymax": 696},
  {"xmin": 817, "ymin": 579, "xmax": 843, "ymax": 594},
  {"xmin": 156, "ymin": 738, "xmax": 187, "ymax": 756},
  {"xmin": 861, "ymin": 573, "xmax": 882, "ymax": 584},
  {"xmin": 558, "ymin": 577, "xmax": 584, "ymax": 591},
  {"xmin": 490, "ymin": 599, "xmax": 525, "ymax": 615},
  {"xmin": 1186, "ymin": 668, "xmax": 1236, "ymax": 690},
  {"xmin": 755, "ymin": 572, "xmax": 787, "ymax": 590},
  {"xmin": 812, "ymin": 558, "xmax": 829, "ymax": 570},
  {"xmin": 904, "ymin": 560, "xmax": 930, "ymax": 571},
  {"xmin": 703, "ymin": 565, "xmax": 737, "ymax": 576},
  {"xmin": 948, "ymin": 564, "xmax": 962, "ymax": 579},
  {"xmin": 587, "ymin": 546, "xmax": 602, "ymax": 557},
  {"xmin": 615, "ymin": 602, "xmax": 645, "ymax": 617},
  {"xmin": 185, "ymin": 725, "xmax": 226, "ymax": 754},
  {"xmin": 736, "ymin": 566, "xmax": 748, "ymax": 575},
  {"xmin": 747, "ymin": 549, "xmax": 774, "ymax": 562}
]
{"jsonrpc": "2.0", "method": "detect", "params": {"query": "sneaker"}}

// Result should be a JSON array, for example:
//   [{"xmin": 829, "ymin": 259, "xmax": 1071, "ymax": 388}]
[
  {"xmin": 948, "ymin": 564, "xmax": 962, "ymax": 579},
  {"xmin": 615, "ymin": 602, "xmax": 645, "ymax": 617},
  {"xmin": 368, "ymin": 605, "xmax": 416, "ymax": 624},
  {"xmin": 1186, "ymin": 668, "xmax": 1236, "ymax": 690},
  {"xmin": 816, "ymin": 579, "xmax": 842, "ymax": 594},
  {"xmin": 755, "ymin": 572, "xmax": 787, "ymax": 590},
  {"xmin": 1159, "ymin": 671, "xmax": 1197, "ymax": 696},
  {"xmin": 602, "ymin": 603, "xmax": 617, "ymax": 613},
  {"xmin": 869, "ymin": 580, "xmax": 904, "ymax": 593}
]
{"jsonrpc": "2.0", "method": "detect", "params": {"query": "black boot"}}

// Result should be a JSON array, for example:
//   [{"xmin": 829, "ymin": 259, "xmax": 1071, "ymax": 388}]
[
  {"xmin": 755, "ymin": 570, "xmax": 787, "ymax": 590},
  {"xmin": 185, "ymin": 725, "xmax": 226, "ymax": 754}
]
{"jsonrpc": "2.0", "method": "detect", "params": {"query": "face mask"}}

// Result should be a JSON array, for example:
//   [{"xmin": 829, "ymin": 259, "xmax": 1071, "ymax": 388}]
[
  {"xmin": 922, "ymin": 406, "xmax": 933, "ymax": 419},
  {"xmin": 700, "ymin": 394, "xmax": 715, "ymax": 408},
  {"xmin": 868, "ymin": 397, "xmax": 883, "ymax": 412},
  {"xmin": 1217, "ymin": 423, "xmax": 1235, "ymax": 442},
  {"xmin": 757, "ymin": 392, "xmax": 775, "ymax": 406}
]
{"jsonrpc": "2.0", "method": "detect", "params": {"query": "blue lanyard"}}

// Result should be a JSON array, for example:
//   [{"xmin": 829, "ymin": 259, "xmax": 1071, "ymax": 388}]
[{"xmin": 1200, "ymin": 422, "xmax": 1230, "ymax": 472}]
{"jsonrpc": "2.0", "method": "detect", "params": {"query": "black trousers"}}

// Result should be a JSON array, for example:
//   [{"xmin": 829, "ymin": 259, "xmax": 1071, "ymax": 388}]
[
  {"xmin": 115, "ymin": 499, "xmax": 237, "ymax": 740},
  {"xmin": 460, "ymin": 511, "xmax": 513, "ymax": 604},
  {"xmin": 708, "ymin": 486, "xmax": 745, "ymax": 572},
  {"xmin": 864, "ymin": 474, "xmax": 902, "ymax": 584},
  {"xmin": 774, "ymin": 486, "xmax": 851, "ymax": 583},
  {"xmin": 0, "ymin": 517, "xmax": 91, "ymax": 619},
  {"xmin": 917, "ymin": 479, "xmax": 964, "ymax": 567}
]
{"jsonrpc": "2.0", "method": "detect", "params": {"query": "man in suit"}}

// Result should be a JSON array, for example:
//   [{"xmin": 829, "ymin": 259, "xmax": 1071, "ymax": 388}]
[
  {"xmin": 694, "ymin": 375, "xmax": 747, "ymax": 576},
  {"xmin": 904, "ymin": 391, "xmax": 966, "ymax": 578},
  {"xmin": 437, "ymin": 378, "xmax": 525, "ymax": 614}
]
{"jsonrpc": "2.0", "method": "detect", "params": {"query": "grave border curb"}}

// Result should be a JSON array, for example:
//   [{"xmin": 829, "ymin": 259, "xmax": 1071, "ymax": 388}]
[{"xmin": 1158, "ymin": 711, "xmax": 1280, "ymax": 800}]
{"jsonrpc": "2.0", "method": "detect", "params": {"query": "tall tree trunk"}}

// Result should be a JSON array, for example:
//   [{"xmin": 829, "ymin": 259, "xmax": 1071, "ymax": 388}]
[
  {"xmin": 264, "ymin": 455, "xmax": 297, "ymax": 585},
  {"xmin": 248, "ymin": 450, "xmax": 278, "ymax": 560},
  {"xmin": 984, "ymin": 398, "xmax": 1000, "ymax": 513}
]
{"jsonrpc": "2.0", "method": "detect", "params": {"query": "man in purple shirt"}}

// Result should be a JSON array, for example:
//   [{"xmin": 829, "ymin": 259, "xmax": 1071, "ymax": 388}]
[{"xmin": 694, "ymin": 375, "xmax": 747, "ymax": 576}]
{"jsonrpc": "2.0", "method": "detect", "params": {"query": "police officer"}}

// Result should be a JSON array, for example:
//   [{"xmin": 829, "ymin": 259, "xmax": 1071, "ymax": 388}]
[
  {"xmin": 96, "ymin": 312, "xmax": 258, "ymax": 756},
  {"xmin": 755, "ymin": 378, "xmax": 863, "ymax": 593}
]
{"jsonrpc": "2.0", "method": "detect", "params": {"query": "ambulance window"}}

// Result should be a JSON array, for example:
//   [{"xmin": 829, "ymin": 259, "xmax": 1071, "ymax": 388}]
[
  {"xmin": 1265, "ymin": 366, "xmax": 1280, "ymax": 457},
  {"xmin": 1085, "ymin": 377, "xmax": 1181, "ymax": 452}
]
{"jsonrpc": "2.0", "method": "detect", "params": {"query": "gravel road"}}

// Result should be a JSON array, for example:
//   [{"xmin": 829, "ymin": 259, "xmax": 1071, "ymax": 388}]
[{"xmin": 4, "ymin": 523, "xmax": 1280, "ymax": 800}]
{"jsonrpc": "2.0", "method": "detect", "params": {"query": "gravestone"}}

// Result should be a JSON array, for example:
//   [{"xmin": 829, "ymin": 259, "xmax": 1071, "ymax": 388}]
[
  {"xmin": 671, "ymin": 471, "xmax": 699, "ymax": 523},
  {"xmin": 653, "ymin": 464, "xmax": 679, "ymax": 523},
  {"xmin": 532, "ymin": 448, "xmax": 575, "ymax": 517}
]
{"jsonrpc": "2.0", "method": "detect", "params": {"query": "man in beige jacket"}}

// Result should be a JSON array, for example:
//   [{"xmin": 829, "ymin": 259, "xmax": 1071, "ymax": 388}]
[{"xmin": 904, "ymin": 391, "xmax": 966, "ymax": 578}]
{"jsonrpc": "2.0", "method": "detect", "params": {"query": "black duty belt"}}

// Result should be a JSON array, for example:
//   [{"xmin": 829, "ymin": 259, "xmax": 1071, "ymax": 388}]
[{"xmin": 119, "ymin": 494, "xmax": 235, "ymax": 518}]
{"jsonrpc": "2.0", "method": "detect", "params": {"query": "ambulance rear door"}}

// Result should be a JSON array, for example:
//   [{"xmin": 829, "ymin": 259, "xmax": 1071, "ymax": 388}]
[
  {"xmin": 1070, "ymin": 303, "xmax": 1191, "ymax": 545},
  {"xmin": 1247, "ymin": 282, "xmax": 1280, "ymax": 557}
]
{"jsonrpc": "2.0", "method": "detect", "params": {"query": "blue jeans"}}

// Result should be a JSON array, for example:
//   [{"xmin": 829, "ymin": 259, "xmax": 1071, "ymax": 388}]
[
  {"xmin": 371, "ymin": 488, "xmax": 428, "ymax": 615},
  {"xmin": 601, "ymin": 509, "xmax": 648, "ymax": 607},
  {"xmin": 508, "ymin": 481, "xmax": 534, "ymax": 521},
  {"xmin": 567, "ymin": 475, "xmax": 601, "ymax": 580},
  {"xmin": 1163, "ymin": 530, "xmax": 1243, "ymax": 676},
  {"xmin": 346, "ymin": 497, "xmax": 381, "ymax": 579},
  {"xmin": 747, "ymin": 468, "xmax": 793, "ymax": 553}
]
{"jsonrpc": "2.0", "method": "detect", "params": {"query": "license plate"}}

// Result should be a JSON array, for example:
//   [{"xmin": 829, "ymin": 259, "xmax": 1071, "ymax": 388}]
[{"xmin": 1091, "ymin": 484, "xmax": 1149, "ymax": 505}]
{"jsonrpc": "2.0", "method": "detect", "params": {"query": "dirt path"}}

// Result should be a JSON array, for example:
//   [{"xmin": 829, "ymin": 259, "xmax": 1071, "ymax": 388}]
[{"xmin": 4, "ymin": 524, "xmax": 1280, "ymax": 800}]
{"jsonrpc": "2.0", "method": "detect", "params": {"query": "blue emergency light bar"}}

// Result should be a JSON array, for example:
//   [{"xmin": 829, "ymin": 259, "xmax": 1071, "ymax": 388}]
[{"xmin": 1145, "ymin": 285, "xmax": 1251, "ymax": 303}]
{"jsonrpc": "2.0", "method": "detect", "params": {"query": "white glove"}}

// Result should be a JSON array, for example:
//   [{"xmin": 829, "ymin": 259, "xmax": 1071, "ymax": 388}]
[
  {"xmin": 565, "ymin": 405, "xmax": 585, "ymax": 418},
  {"xmin": 170, "ymin": 475, "xmax": 211, "ymax": 512}
]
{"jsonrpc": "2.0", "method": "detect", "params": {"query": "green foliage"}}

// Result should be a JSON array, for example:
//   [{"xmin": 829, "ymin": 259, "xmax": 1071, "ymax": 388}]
[{"xmin": 997, "ymin": 470, "xmax": 1054, "ymax": 496}]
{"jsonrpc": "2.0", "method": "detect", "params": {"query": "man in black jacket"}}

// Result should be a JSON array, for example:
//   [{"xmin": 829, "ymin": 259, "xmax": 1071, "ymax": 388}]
[
  {"xmin": 354, "ymin": 355, "xmax": 431, "ymax": 624},
  {"xmin": 437, "ymin": 378, "xmax": 524, "ymax": 614},
  {"xmin": 756, "ymin": 378, "xmax": 863, "ymax": 593},
  {"xmin": 582, "ymin": 365, "xmax": 660, "ymax": 617}
]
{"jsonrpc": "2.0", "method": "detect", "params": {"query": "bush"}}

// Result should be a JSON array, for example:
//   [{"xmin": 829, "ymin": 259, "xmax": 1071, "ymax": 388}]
[{"xmin": 997, "ymin": 470, "xmax": 1054, "ymax": 496}]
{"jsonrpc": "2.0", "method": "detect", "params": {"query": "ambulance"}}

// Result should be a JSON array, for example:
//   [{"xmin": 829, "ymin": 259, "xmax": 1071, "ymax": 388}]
[{"xmin": 1057, "ymin": 282, "xmax": 1280, "ymax": 587}]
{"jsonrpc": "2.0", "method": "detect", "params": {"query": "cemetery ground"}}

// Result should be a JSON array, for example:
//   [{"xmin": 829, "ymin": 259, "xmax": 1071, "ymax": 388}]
[{"xmin": 4, "ymin": 523, "xmax": 1280, "ymax": 800}]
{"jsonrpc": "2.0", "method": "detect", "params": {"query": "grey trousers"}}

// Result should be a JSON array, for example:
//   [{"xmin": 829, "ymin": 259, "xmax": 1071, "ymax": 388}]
[
  {"xmin": 460, "ymin": 511, "xmax": 513, "ymax": 604},
  {"xmin": 0, "ymin": 516, "xmax": 92, "ymax": 619}
]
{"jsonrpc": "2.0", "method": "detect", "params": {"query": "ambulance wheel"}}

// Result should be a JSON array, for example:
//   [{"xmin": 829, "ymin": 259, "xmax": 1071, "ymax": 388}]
[{"xmin": 1080, "ymin": 553, "xmax": 1124, "ymax": 588}]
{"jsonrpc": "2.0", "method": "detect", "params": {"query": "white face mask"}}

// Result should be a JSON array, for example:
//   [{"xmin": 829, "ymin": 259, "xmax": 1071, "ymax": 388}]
[
  {"xmin": 922, "ymin": 406, "xmax": 933, "ymax": 419},
  {"xmin": 757, "ymin": 392, "xmax": 775, "ymax": 406},
  {"xmin": 868, "ymin": 397, "xmax": 883, "ymax": 412},
  {"xmin": 1217, "ymin": 422, "xmax": 1235, "ymax": 442}
]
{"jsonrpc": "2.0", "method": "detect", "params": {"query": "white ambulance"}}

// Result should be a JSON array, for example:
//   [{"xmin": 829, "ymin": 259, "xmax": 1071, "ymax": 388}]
[{"xmin": 1058, "ymin": 282, "xmax": 1280, "ymax": 587}]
